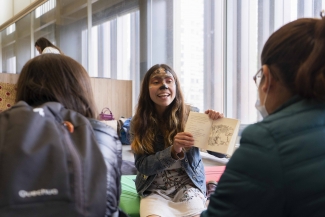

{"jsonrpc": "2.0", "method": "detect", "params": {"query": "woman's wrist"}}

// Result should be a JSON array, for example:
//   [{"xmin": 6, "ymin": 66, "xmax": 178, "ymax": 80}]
[
  {"xmin": 172, "ymin": 143, "xmax": 183, "ymax": 153},
  {"xmin": 171, "ymin": 145, "xmax": 185, "ymax": 160}
]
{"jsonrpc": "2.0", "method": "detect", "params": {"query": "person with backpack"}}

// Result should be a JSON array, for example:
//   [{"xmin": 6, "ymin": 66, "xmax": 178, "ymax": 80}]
[
  {"xmin": 14, "ymin": 54, "xmax": 123, "ymax": 217},
  {"xmin": 130, "ymin": 63, "xmax": 223, "ymax": 217}
]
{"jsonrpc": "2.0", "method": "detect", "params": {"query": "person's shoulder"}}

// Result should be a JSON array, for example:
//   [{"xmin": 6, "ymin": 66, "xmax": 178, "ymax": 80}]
[
  {"xmin": 88, "ymin": 118, "xmax": 119, "ymax": 138},
  {"xmin": 190, "ymin": 106, "xmax": 199, "ymax": 112},
  {"xmin": 42, "ymin": 47, "xmax": 60, "ymax": 54},
  {"xmin": 184, "ymin": 104, "xmax": 200, "ymax": 119},
  {"xmin": 240, "ymin": 122, "xmax": 275, "ymax": 149},
  {"xmin": 184, "ymin": 104, "xmax": 200, "ymax": 112},
  {"xmin": 241, "ymin": 123, "xmax": 266, "ymax": 137}
]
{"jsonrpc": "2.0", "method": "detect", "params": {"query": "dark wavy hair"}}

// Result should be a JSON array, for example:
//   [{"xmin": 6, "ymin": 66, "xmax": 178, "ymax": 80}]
[
  {"xmin": 261, "ymin": 17, "xmax": 325, "ymax": 101},
  {"xmin": 131, "ymin": 64, "xmax": 187, "ymax": 155},
  {"xmin": 15, "ymin": 54, "xmax": 97, "ymax": 118},
  {"xmin": 35, "ymin": 37, "xmax": 62, "ymax": 54}
]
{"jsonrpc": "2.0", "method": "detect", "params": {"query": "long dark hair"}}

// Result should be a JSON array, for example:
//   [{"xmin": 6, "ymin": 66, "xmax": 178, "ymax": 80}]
[
  {"xmin": 261, "ymin": 17, "xmax": 325, "ymax": 100},
  {"xmin": 16, "ymin": 54, "xmax": 97, "ymax": 118},
  {"xmin": 131, "ymin": 64, "xmax": 186, "ymax": 155},
  {"xmin": 35, "ymin": 37, "xmax": 62, "ymax": 54}
]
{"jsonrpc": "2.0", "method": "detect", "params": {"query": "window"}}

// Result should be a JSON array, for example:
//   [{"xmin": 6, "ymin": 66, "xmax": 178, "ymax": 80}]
[
  {"xmin": 6, "ymin": 24, "xmax": 15, "ymax": 35},
  {"xmin": 89, "ymin": 12, "xmax": 138, "ymax": 80},
  {"xmin": 6, "ymin": 56, "xmax": 16, "ymax": 74},
  {"xmin": 1, "ymin": 0, "xmax": 324, "ymax": 122},
  {"xmin": 35, "ymin": 0, "xmax": 56, "ymax": 18},
  {"xmin": 172, "ymin": 0, "xmax": 325, "ymax": 124},
  {"xmin": 224, "ymin": 0, "xmax": 325, "ymax": 123}
]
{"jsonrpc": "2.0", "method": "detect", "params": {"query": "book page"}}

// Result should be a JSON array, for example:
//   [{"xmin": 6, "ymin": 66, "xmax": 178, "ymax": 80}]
[
  {"xmin": 184, "ymin": 112, "xmax": 212, "ymax": 149},
  {"xmin": 208, "ymin": 118, "xmax": 240, "ymax": 155}
]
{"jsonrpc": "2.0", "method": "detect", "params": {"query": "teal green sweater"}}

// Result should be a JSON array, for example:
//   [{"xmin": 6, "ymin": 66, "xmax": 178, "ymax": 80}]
[{"xmin": 201, "ymin": 96, "xmax": 325, "ymax": 217}]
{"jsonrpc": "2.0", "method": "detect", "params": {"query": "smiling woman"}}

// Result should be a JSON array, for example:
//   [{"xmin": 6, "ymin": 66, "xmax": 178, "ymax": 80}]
[
  {"xmin": 148, "ymin": 67, "xmax": 176, "ymax": 115},
  {"xmin": 130, "ymin": 63, "xmax": 223, "ymax": 217}
]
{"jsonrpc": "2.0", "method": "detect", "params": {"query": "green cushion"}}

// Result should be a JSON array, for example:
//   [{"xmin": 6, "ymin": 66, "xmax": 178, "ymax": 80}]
[{"xmin": 119, "ymin": 175, "xmax": 140, "ymax": 217}]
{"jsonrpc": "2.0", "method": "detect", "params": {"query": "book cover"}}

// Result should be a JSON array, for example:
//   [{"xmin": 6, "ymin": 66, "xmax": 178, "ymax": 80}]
[{"xmin": 184, "ymin": 112, "xmax": 240, "ymax": 156}]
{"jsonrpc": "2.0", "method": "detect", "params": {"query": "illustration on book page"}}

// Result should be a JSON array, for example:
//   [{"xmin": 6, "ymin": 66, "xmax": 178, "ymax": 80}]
[{"xmin": 208, "ymin": 125, "xmax": 234, "ymax": 147}]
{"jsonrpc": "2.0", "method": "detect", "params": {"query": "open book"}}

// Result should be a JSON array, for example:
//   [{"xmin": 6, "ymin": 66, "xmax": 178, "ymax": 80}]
[{"xmin": 184, "ymin": 112, "xmax": 240, "ymax": 156}]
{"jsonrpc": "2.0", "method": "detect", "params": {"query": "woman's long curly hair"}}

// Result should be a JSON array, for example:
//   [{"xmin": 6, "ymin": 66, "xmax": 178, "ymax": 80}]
[{"xmin": 131, "ymin": 64, "xmax": 187, "ymax": 155}]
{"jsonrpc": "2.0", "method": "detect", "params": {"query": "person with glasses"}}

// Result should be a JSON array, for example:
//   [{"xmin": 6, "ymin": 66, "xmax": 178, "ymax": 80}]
[{"xmin": 201, "ymin": 16, "xmax": 325, "ymax": 217}]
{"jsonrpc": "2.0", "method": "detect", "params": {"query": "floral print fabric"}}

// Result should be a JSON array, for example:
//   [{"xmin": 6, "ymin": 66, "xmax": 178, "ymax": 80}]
[
  {"xmin": 141, "ymin": 161, "xmax": 206, "ymax": 217},
  {"xmin": 0, "ymin": 83, "xmax": 17, "ymax": 112}
]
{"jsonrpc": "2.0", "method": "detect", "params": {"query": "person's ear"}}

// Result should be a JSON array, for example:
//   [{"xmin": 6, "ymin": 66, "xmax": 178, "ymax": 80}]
[{"xmin": 261, "ymin": 65, "xmax": 272, "ymax": 93}]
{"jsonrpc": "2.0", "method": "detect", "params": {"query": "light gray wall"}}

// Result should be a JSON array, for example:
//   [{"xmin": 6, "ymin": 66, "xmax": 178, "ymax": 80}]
[{"xmin": 0, "ymin": 0, "xmax": 36, "ymax": 26}]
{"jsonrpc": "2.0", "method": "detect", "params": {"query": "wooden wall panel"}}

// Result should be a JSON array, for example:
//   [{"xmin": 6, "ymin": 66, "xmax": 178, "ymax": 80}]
[
  {"xmin": 0, "ymin": 73, "xmax": 132, "ymax": 118},
  {"xmin": 0, "ymin": 73, "xmax": 19, "ymax": 83},
  {"xmin": 90, "ymin": 77, "xmax": 133, "ymax": 119}
]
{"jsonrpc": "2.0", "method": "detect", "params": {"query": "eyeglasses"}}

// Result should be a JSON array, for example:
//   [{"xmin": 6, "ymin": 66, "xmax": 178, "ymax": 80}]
[{"xmin": 253, "ymin": 68, "xmax": 263, "ymax": 87}]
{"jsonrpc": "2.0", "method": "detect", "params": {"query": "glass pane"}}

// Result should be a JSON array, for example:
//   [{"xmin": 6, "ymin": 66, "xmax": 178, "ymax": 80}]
[
  {"xmin": 177, "ymin": 0, "xmax": 205, "ymax": 112},
  {"xmin": 32, "ymin": 0, "xmax": 88, "ymax": 70},
  {"xmin": 57, "ymin": 0, "xmax": 88, "ymax": 68},
  {"xmin": 91, "ymin": 0, "xmax": 118, "ymax": 78},
  {"xmin": 226, "ymin": 0, "xmax": 259, "ymax": 124},
  {"xmin": 16, "ymin": 13, "xmax": 32, "ymax": 73},
  {"xmin": 91, "ymin": 0, "xmax": 139, "ymax": 79},
  {"xmin": 228, "ymin": 0, "xmax": 325, "ymax": 124},
  {"xmin": 1, "ymin": 13, "xmax": 31, "ymax": 74},
  {"xmin": 116, "ymin": 14, "xmax": 131, "ymax": 80},
  {"xmin": 173, "ymin": 0, "xmax": 226, "ymax": 114},
  {"xmin": 1, "ymin": 24, "xmax": 16, "ymax": 73}
]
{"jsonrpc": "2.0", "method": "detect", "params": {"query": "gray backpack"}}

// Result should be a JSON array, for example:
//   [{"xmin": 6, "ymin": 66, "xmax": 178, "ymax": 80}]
[{"xmin": 0, "ymin": 101, "xmax": 107, "ymax": 217}]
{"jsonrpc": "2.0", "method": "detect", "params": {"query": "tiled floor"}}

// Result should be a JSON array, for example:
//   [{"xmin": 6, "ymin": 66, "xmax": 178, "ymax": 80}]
[{"xmin": 122, "ymin": 145, "xmax": 228, "ymax": 167}]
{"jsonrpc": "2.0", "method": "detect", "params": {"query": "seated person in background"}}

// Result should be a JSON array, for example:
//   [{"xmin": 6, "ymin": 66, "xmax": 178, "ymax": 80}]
[
  {"xmin": 35, "ymin": 37, "xmax": 62, "ymax": 54},
  {"xmin": 201, "ymin": 17, "xmax": 325, "ymax": 217},
  {"xmin": 130, "ymin": 63, "xmax": 223, "ymax": 217},
  {"xmin": 15, "ymin": 54, "xmax": 122, "ymax": 217}
]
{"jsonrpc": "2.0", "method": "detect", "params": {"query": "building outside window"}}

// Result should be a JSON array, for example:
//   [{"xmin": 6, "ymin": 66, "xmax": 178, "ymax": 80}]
[{"xmin": 0, "ymin": 0, "xmax": 324, "ymax": 125}]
